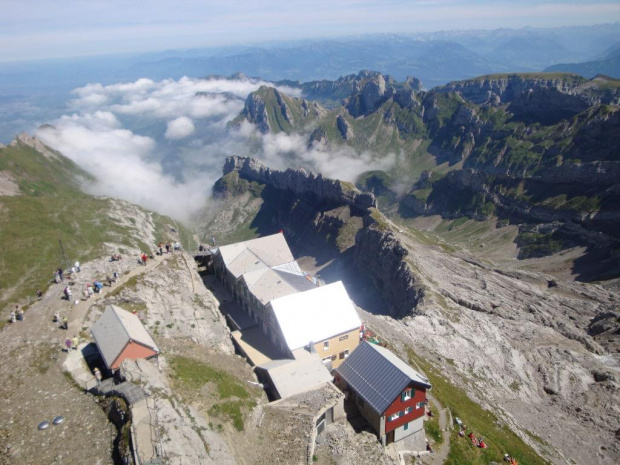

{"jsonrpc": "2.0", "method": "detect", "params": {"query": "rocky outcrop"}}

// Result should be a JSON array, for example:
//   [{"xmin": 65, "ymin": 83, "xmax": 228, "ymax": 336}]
[
  {"xmin": 354, "ymin": 226, "xmax": 425, "ymax": 318},
  {"xmin": 243, "ymin": 92, "xmax": 271, "ymax": 134},
  {"xmin": 336, "ymin": 115, "xmax": 354, "ymax": 139},
  {"xmin": 222, "ymin": 156, "xmax": 376, "ymax": 212},
  {"xmin": 438, "ymin": 73, "xmax": 620, "ymax": 107}
]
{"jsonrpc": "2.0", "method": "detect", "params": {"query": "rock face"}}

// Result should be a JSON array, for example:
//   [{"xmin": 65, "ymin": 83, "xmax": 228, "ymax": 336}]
[
  {"xmin": 438, "ymin": 73, "xmax": 620, "ymax": 106},
  {"xmin": 243, "ymin": 91, "xmax": 271, "ymax": 134},
  {"xmin": 221, "ymin": 155, "xmax": 376, "ymax": 212},
  {"xmin": 354, "ymin": 226, "xmax": 425, "ymax": 318},
  {"xmin": 336, "ymin": 115, "xmax": 354, "ymax": 139}
]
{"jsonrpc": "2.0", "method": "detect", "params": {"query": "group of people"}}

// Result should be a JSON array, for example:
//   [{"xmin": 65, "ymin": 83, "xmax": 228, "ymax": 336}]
[
  {"xmin": 157, "ymin": 241, "xmax": 181, "ymax": 255},
  {"xmin": 9, "ymin": 305, "xmax": 24, "ymax": 323},
  {"xmin": 461, "ymin": 430, "xmax": 487, "ymax": 449},
  {"xmin": 504, "ymin": 454, "xmax": 519, "ymax": 465},
  {"xmin": 64, "ymin": 335, "xmax": 79, "ymax": 351},
  {"xmin": 110, "ymin": 253, "xmax": 122, "ymax": 262},
  {"xmin": 54, "ymin": 312, "xmax": 68, "ymax": 329}
]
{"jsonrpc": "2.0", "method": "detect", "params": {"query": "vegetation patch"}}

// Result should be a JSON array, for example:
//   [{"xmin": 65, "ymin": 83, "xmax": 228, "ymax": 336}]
[
  {"xmin": 405, "ymin": 348, "xmax": 548, "ymax": 465},
  {"xmin": 516, "ymin": 231, "xmax": 565, "ymax": 259},
  {"xmin": 170, "ymin": 355, "xmax": 256, "ymax": 431}
]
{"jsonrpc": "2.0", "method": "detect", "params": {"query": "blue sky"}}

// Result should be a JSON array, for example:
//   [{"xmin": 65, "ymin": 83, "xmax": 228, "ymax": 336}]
[{"xmin": 2, "ymin": 0, "xmax": 620, "ymax": 62}]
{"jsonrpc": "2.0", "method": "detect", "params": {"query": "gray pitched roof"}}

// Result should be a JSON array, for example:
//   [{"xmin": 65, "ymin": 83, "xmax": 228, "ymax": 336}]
[
  {"xmin": 91, "ymin": 305, "xmax": 159, "ymax": 369},
  {"xmin": 335, "ymin": 342, "xmax": 431, "ymax": 415}
]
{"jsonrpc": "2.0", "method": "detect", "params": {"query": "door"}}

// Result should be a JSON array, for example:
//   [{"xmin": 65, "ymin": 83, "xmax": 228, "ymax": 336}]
[{"xmin": 386, "ymin": 430, "xmax": 395, "ymax": 445}]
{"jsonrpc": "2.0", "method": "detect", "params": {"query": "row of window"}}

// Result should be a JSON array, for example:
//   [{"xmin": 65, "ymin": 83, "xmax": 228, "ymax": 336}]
[
  {"xmin": 387, "ymin": 402, "xmax": 425, "ymax": 421},
  {"xmin": 322, "ymin": 349, "xmax": 349, "ymax": 363}
]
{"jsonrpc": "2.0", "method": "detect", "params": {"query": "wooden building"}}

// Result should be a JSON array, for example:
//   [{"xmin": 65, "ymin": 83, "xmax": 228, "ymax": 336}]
[{"xmin": 335, "ymin": 342, "xmax": 432, "ymax": 445}]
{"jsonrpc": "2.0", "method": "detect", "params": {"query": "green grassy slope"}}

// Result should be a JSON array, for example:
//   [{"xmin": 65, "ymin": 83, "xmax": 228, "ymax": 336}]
[{"xmin": 0, "ymin": 140, "xmax": 190, "ymax": 310}]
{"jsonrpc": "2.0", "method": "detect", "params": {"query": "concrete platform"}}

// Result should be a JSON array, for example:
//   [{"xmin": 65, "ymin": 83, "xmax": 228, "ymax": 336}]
[{"xmin": 232, "ymin": 327, "xmax": 283, "ymax": 366}]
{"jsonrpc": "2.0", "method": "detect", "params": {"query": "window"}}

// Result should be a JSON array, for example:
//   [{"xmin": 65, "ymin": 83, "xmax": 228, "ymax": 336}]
[
  {"xmin": 331, "ymin": 354, "xmax": 337, "ymax": 361},
  {"xmin": 405, "ymin": 407, "xmax": 412, "ymax": 414},
  {"xmin": 322, "ymin": 356, "xmax": 332, "ymax": 364},
  {"xmin": 417, "ymin": 402, "xmax": 425, "ymax": 409},
  {"xmin": 389, "ymin": 413, "xmax": 399, "ymax": 421},
  {"xmin": 401, "ymin": 388, "xmax": 413, "ymax": 402},
  {"xmin": 339, "ymin": 334, "xmax": 349, "ymax": 341},
  {"xmin": 339, "ymin": 349, "xmax": 350, "ymax": 360},
  {"xmin": 323, "ymin": 341, "xmax": 329, "ymax": 351},
  {"xmin": 399, "ymin": 410, "xmax": 405, "ymax": 417},
  {"xmin": 404, "ymin": 422, "xmax": 409, "ymax": 431}
]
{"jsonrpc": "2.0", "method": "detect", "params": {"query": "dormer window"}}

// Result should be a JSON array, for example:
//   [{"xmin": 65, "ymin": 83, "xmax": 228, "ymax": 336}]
[{"xmin": 401, "ymin": 388, "xmax": 413, "ymax": 402}]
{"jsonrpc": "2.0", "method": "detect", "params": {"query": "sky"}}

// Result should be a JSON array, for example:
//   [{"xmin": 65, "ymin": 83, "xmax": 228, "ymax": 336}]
[{"xmin": 2, "ymin": 0, "xmax": 620, "ymax": 62}]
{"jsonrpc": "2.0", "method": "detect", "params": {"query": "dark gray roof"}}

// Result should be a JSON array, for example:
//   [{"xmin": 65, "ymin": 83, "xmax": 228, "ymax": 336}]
[{"xmin": 335, "ymin": 342, "xmax": 431, "ymax": 415}]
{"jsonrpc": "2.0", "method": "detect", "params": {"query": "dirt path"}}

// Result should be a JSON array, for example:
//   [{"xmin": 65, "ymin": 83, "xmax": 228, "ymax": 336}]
[
  {"xmin": 424, "ymin": 392, "xmax": 451, "ymax": 465},
  {"xmin": 0, "ymin": 252, "xmax": 164, "ymax": 464}
]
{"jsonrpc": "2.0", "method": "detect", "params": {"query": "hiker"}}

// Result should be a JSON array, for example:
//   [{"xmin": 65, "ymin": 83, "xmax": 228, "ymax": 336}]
[
  {"xmin": 174, "ymin": 242, "xmax": 181, "ymax": 251},
  {"xmin": 94, "ymin": 281, "xmax": 103, "ymax": 293},
  {"xmin": 53, "ymin": 271, "xmax": 60, "ymax": 283},
  {"xmin": 54, "ymin": 312, "xmax": 60, "ymax": 323},
  {"xmin": 158, "ymin": 242, "xmax": 163, "ymax": 255},
  {"xmin": 58, "ymin": 268, "xmax": 63, "ymax": 280},
  {"xmin": 106, "ymin": 275, "xmax": 114, "ymax": 287},
  {"xmin": 70, "ymin": 266, "xmax": 76, "ymax": 275},
  {"xmin": 94, "ymin": 367, "xmax": 102, "ymax": 386},
  {"xmin": 36, "ymin": 289, "xmax": 43, "ymax": 300},
  {"xmin": 211, "ymin": 236, "xmax": 216, "ymax": 246},
  {"xmin": 64, "ymin": 286, "xmax": 72, "ymax": 300},
  {"xmin": 18, "ymin": 308, "xmax": 24, "ymax": 321},
  {"xmin": 75, "ymin": 261, "xmax": 80, "ymax": 272},
  {"xmin": 9, "ymin": 311, "xmax": 16, "ymax": 323},
  {"xmin": 112, "ymin": 271, "xmax": 118, "ymax": 282},
  {"xmin": 62, "ymin": 316, "xmax": 68, "ymax": 330},
  {"xmin": 82, "ymin": 289, "xmax": 89, "ymax": 299},
  {"xmin": 87, "ymin": 284, "xmax": 94, "ymax": 298},
  {"xmin": 71, "ymin": 336, "xmax": 79, "ymax": 350},
  {"xmin": 165, "ymin": 243, "xmax": 170, "ymax": 254},
  {"xmin": 198, "ymin": 244, "xmax": 204, "ymax": 252}
]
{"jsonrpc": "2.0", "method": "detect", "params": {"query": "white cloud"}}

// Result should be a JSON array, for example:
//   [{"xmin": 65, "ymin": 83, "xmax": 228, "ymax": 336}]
[
  {"xmin": 165, "ymin": 116, "xmax": 195, "ymax": 139},
  {"xmin": 36, "ymin": 75, "xmax": 395, "ymax": 224}
]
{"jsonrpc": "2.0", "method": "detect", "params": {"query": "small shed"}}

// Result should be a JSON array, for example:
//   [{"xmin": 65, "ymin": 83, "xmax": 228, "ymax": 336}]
[{"xmin": 91, "ymin": 305, "xmax": 159, "ymax": 370}]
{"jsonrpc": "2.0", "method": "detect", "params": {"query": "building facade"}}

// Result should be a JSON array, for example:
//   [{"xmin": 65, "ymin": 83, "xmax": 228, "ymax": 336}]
[{"xmin": 335, "ymin": 342, "xmax": 432, "ymax": 445}]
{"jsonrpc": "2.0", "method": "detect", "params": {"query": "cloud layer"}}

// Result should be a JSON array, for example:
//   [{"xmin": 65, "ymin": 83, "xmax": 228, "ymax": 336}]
[{"xmin": 37, "ymin": 75, "xmax": 394, "ymax": 223}]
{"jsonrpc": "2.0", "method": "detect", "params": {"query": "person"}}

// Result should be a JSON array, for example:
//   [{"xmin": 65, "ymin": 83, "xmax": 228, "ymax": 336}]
[
  {"xmin": 9, "ymin": 311, "xmax": 16, "ymax": 323},
  {"xmin": 36, "ymin": 289, "xmax": 43, "ymax": 300},
  {"xmin": 64, "ymin": 286, "xmax": 72, "ymax": 300},
  {"xmin": 198, "ymin": 244, "xmax": 204, "ymax": 252},
  {"xmin": 18, "ymin": 308, "xmax": 24, "ymax": 321},
  {"xmin": 94, "ymin": 367, "xmax": 102, "ymax": 386},
  {"xmin": 106, "ymin": 275, "xmax": 113, "ymax": 287},
  {"xmin": 53, "ymin": 271, "xmax": 60, "ymax": 283},
  {"xmin": 58, "ymin": 268, "xmax": 64, "ymax": 280},
  {"xmin": 75, "ymin": 261, "xmax": 81, "ymax": 272},
  {"xmin": 211, "ymin": 236, "xmax": 216, "ymax": 246},
  {"xmin": 64, "ymin": 338, "xmax": 72, "ymax": 351},
  {"xmin": 70, "ymin": 266, "xmax": 76, "ymax": 275},
  {"xmin": 54, "ymin": 312, "xmax": 60, "ymax": 323},
  {"xmin": 112, "ymin": 271, "xmax": 118, "ymax": 282},
  {"xmin": 158, "ymin": 242, "xmax": 163, "ymax": 255},
  {"xmin": 174, "ymin": 242, "xmax": 181, "ymax": 251},
  {"xmin": 82, "ymin": 289, "xmax": 89, "ymax": 299},
  {"xmin": 165, "ymin": 243, "xmax": 170, "ymax": 254},
  {"xmin": 87, "ymin": 284, "xmax": 94, "ymax": 298},
  {"xmin": 62, "ymin": 316, "xmax": 68, "ymax": 330},
  {"xmin": 71, "ymin": 335, "xmax": 79, "ymax": 350},
  {"xmin": 94, "ymin": 281, "xmax": 103, "ymax": 293}
]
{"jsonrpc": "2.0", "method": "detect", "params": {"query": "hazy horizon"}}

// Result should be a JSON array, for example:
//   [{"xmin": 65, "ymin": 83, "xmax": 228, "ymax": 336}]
[{"xmin": 3, "ymin": 1, "xmax": 620, "ymax": 62}]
